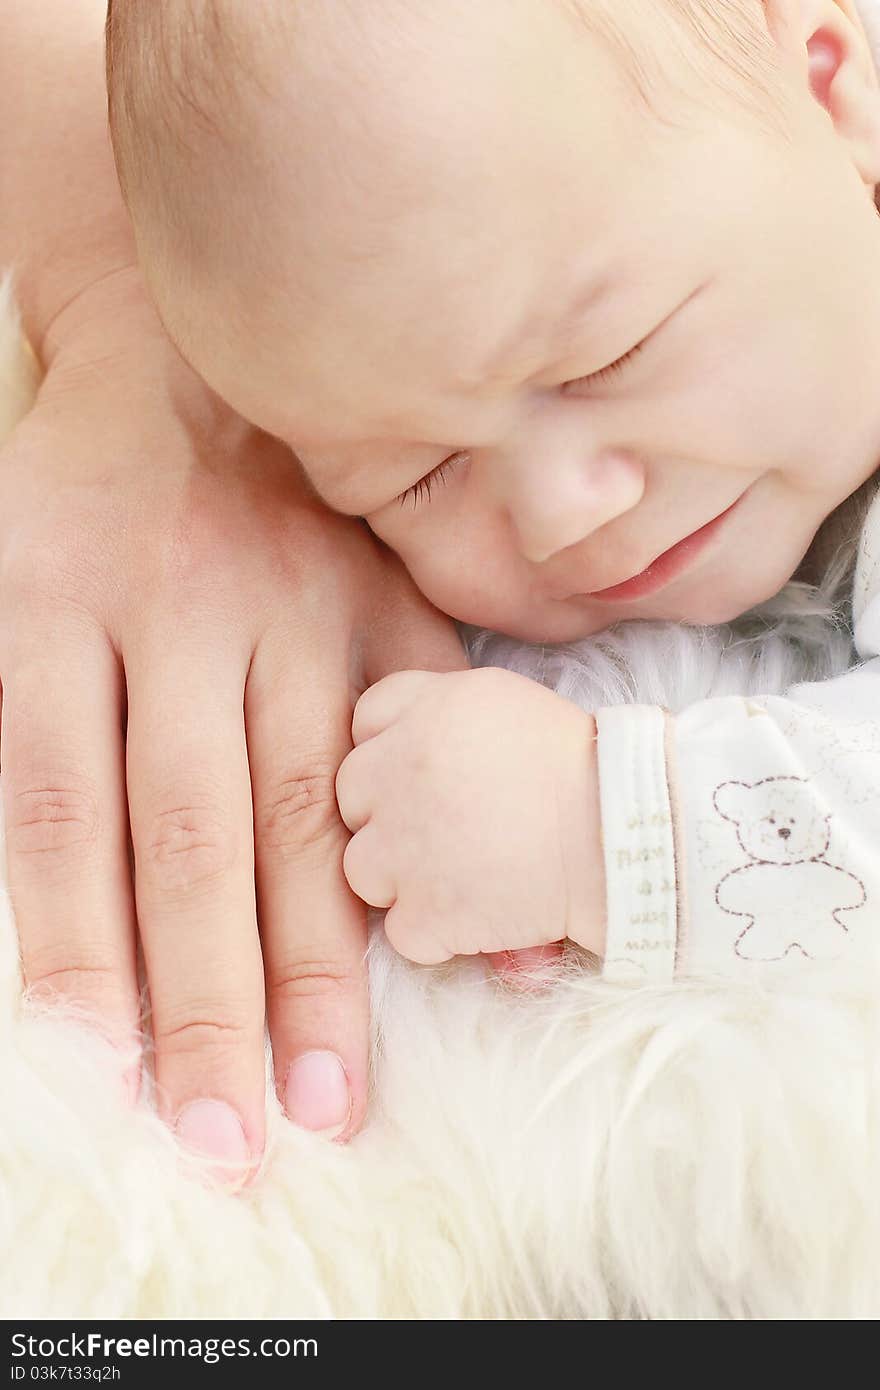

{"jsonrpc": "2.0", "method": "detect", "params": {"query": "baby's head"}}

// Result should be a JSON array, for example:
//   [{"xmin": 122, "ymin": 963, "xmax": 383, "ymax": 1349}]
[{"xmin": 107, "ymin": 0, "xmax": 880, "ymax": 642}]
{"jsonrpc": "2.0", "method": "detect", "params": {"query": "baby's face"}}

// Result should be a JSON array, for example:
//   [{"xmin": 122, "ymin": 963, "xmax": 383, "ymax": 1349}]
[{"xmin": 155, "ymin": 1, "xmax": 880, "ymax": 643}]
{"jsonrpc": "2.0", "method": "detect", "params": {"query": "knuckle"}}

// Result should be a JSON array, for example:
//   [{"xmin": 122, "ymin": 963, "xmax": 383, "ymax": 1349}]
[
  {"xmin": 154, "ymin": 1009, "xmax": 256, "ymax": 1060},
  {"xmin": 21, "ymin": 944, "xmax": 135, "ymax": 1026},
  {"xmin": 267, "ymin": 953, "xmax": 361, "ymax": 1007},
  {"xmin": 1, "ymin": 523, "xmax": 103, "ymax": 617},
  {"xmin": 139, "ymin": 804, "xmax": 237, "ymax": 899},
  {"xmin": 25, "ymin": 963, "xmax": 121, "ymax": 1010},
  {"xmin": 457, "ymin": 664, "xmax": 506, "ymax": 702},
  {"xmin": 25, "ymin": 957, "xmax": 115, "ymax": 989},
  {"xmin": 256, "ymin": 766, "xmax": 342, "ymax": 860},
  {"xmin": 6, "ymin": 780, "xmax": 101, "ymax": 862}
]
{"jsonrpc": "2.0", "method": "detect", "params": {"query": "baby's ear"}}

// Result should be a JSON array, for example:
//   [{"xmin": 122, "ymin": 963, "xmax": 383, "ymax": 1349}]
[
  {"xmin": 713, "ymin": 780, "xmax": 751, "ymax": 825},
  {"xmin": 798, "ymin": 0, "xmax": 880, "ymax": 188}
]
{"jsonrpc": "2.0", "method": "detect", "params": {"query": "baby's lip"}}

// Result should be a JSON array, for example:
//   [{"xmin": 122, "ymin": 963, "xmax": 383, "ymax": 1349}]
[{"xmin": 552, "ymin": 490, "xmax": 750, "ymax": 602}]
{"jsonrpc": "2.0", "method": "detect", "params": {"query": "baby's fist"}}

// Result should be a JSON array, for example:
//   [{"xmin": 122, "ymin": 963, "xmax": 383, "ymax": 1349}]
[{"xmin": 335, "ymin": 667, "xmax": 605, "ymax": 964}]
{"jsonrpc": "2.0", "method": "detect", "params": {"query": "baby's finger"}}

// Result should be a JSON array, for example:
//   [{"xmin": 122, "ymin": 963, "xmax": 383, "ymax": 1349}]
[
  {"xmin": 341, "ymin": 826, "xmax": 396, "ymax": 908},
  {"xmin": 0, "ymin": 628, "xmax": 141, "ymax": 1075},
  {"xmin": 246, "ymin": 638, "xmax": 369, "ymax": 1140},
  {"xmin": 382, "ymin": 901, "xmax": 452, "ymax": 965},
  {"xmin": 334, "ymin": 743, "xmax": 376, "ymax": 835},
  {"xmin": 350, "ymin": 670, "xmax": 444, "ymax": 746},
  {"xmin": 125, "ymin": 629, "xmax": 266, "ymax": 1182}
]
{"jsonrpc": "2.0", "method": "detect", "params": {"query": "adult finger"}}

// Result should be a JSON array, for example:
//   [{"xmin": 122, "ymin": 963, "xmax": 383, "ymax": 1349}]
[
  {"xmin": 358, "ymin": 554, "xmax": 471, "ymax": 690},
  {"xmin": 125, "ymin": 624, "xmax": 265, "ymax": 1179},
  {"xmin": 247, "ymin": 635, "xmax": 368, "ymax": 1140},
  {"xmin": 0, "ymin": 627, "xmax": 141, "ymax": 1076}
]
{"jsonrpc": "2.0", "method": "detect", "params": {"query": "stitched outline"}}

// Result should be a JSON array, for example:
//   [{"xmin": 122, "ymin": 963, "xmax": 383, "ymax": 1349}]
[{"xmin": 712, "ymin": 774, "xmax": 867, "ymax": 960}]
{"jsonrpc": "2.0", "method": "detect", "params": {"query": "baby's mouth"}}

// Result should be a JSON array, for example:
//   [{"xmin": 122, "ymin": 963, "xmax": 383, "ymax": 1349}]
[{"xmin": 561, "ymin": 491, "xmax": 749, "ymax": 604}]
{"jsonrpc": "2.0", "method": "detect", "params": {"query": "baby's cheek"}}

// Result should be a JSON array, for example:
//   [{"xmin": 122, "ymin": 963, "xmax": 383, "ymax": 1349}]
[
  {"xmin": 392, "ymin": 536, "xmax": 464, "ymax": 608},
  {"xmin": 368, "ymin": 513, "xmax": 492, "ymax": 620}
]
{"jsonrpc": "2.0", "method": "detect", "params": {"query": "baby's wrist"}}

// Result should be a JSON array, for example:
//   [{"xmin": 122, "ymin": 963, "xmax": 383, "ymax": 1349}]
[
  {"xmin": 557, "ymin": 710, "xmax": 607, "ymax": 958},
  {"xmin": 568, "ymin": 905, "xmax": 607, "ymax": 958}
]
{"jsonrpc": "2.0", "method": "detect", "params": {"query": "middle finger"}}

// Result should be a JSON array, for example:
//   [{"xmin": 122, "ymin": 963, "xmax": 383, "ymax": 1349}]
[{"xmin": 125, "ymin": 624, "xmax": 266, "ymax": 1175}]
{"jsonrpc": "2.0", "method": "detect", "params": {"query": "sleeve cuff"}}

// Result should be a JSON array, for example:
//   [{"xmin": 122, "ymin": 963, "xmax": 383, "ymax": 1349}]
[{"xmin": 593, "ymin": 704, "xmax": 681, "ymax": 983}]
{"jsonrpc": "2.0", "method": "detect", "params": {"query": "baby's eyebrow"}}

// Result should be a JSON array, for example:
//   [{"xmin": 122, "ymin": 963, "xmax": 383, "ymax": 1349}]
[{"xmin": 471, "ymin": 270, "xmax": 618, "ymax": 386}]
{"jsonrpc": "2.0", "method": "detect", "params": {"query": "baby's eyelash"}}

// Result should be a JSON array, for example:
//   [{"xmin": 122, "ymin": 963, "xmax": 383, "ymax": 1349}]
[
  {"xmin": 395, "ymin": 339, "xmax": 646, "ymax": 511},
  {"xmin": 573, "ymin": 336, "xmax": 647, "ymax": 387},
  {"xmin": 397, "ymin": 452, "xmax": 468, "ymax": 510}
]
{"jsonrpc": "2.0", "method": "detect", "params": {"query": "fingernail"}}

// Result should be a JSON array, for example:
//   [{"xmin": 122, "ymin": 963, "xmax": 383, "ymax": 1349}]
[
  {"xmin": 175, "ymin": 1099, "xmax": 250, "ymax": 1165},
  {"xmin": 285, "ymin": 1051, "xmax": 351, "ymax": 1138}
]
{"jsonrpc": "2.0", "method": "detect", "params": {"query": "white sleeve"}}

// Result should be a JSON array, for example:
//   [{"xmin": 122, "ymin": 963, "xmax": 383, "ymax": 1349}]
[{"xmin": 592, "ymin": 587, "xmax": 880, "ymax": 983}]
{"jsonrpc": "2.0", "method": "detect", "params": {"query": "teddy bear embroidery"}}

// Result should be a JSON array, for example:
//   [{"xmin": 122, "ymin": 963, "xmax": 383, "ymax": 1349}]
[{"xmin": 712, "ymin": 775, "xmax": 866, "ymax": 961}]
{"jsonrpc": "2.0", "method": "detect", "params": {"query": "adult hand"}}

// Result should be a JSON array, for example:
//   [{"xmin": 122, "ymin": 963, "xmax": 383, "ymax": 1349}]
[{"xmin": 0, "ymin": 271, "xmax": 468, "ymax": 1177}]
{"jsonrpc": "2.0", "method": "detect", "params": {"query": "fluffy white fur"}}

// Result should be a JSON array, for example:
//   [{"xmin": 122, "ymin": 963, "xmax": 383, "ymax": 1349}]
[{"xmin": 1, "ymin": 270, "xmax": 878, "ymax": 1320}]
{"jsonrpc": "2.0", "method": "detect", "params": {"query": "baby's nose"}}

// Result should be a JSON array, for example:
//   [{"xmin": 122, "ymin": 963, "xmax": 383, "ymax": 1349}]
[
  {"xmin": 777, "ymin": 826, "xmax": 791, "ymax": 840},
  {"xmin": 506, "ymin": 451, "xmax": 645, "ymax": 565}
]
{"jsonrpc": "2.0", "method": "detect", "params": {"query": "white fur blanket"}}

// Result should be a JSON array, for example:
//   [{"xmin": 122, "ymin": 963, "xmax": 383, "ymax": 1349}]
[{"xmin": 1, "ymin": 274, "xmax": 878, "ymax": 1320}]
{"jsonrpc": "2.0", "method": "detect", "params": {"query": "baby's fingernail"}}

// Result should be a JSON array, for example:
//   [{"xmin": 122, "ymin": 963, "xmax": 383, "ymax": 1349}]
[
  {"xmin": 175, "ymin": 1099, "xmax": 250, "ymax": 1165},
  {"xmin": 285, "ymin": 1051, "xmax": 351, "ymax": 1138}
]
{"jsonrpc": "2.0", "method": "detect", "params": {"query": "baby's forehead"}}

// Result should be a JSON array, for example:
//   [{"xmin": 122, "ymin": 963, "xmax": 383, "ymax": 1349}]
[
  {"xmin": 112, "ymin": 0, "xmax": 727, "ymax": 294},
  {"xmin": 114, "ymin": 0, "xmax": 785, "ymax": 452}
]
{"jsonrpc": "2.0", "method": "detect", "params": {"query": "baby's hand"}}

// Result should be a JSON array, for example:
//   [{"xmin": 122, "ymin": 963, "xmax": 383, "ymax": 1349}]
[{"xmin": 336, "ymin": 668, "xmax": 606, "ymax": 965}]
